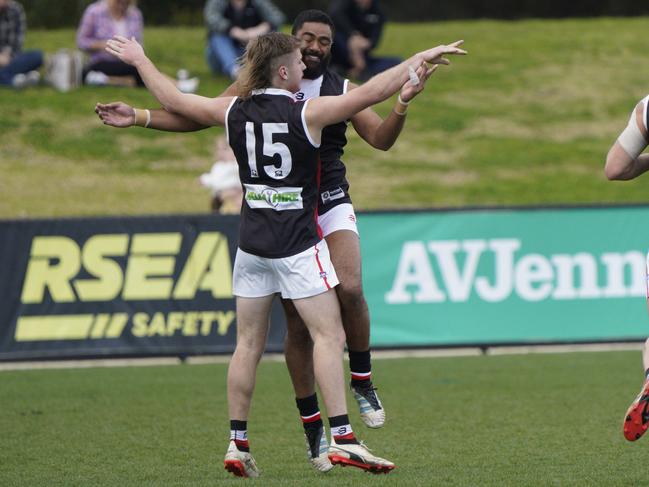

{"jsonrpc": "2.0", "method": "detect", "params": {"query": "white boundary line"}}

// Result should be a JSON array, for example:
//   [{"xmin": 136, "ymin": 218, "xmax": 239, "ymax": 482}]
[
  {"xmin": 0, "ymin": 356, "xmax": 182, "ymax": 371},
  {"xmin": 0, "ymin": 342, "xmax": 643, "ymax": 372},
  {"xmin": 486, "ymin": 341, "xmax": 643, "ymax": 355}
]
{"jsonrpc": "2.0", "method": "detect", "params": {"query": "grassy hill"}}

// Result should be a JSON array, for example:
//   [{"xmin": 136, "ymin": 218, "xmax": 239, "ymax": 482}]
[{"xmin": 2, "ymin": 18, "xmax": 649, "ymax": 218}]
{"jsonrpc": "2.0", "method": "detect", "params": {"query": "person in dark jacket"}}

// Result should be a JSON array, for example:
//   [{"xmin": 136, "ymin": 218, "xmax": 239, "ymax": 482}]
[
  {"xmin": 204, "ymin": 0, "xmax": 285, "ymax": 79},
  {"xmin": 329, "ymin": 0, "xmax": 400, "ymax": 80}
]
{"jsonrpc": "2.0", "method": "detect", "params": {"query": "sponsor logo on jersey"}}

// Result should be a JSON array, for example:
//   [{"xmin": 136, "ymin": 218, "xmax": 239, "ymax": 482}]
[
  {"xmin": 298, "ymin": 76, "xmax": 324, "ymax": 101},
  {"xmin": 244, "ymin": 184, "xmax": 303, "ymax": 210},
  {"xmin": 321, "ymin": 187, "xmax": 345, "ymax": 204}
]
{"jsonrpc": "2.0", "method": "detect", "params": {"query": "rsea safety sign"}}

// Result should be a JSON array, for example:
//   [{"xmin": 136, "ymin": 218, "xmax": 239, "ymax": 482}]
[{"xmin": 0, "ymin": 215, "xmax": 286, "ymax": 360}]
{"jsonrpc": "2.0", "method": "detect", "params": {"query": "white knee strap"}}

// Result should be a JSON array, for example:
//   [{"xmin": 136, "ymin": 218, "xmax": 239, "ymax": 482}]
[{"xmin": 618, "ymin": 104, "xmax": 648, "ymax": 159}]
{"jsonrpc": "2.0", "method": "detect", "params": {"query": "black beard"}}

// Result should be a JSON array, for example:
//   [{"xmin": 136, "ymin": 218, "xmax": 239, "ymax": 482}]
[{"xmin": 302, "ymin": 52, "xmax": 330, "ymax": 80}]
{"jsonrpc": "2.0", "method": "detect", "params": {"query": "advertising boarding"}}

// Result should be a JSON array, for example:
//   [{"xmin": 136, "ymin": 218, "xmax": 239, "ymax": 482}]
[
  {"xmin": 1, "ymin": 206, "xmax": 647, "ymax": 360},
  {"xmin": 359, "ymin": 206, "xmax": 649, "ymax": 346}
]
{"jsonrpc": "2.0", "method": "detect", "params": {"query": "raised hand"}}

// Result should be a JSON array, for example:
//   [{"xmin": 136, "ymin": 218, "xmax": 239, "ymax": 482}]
[
  {"xmin": 420, "ymin": 40, "xmax": 466, "ymax": 66},
  {"xmin": 95, "ymin": 101, "xmax": 136, "ymax": 128},
  {"xmin": 399, "ymin": 63, "xmax": 438, "ymax": 103},
  {"xmin": 105, "ymin": 35, "xmax": 147, "ymax": 66}
]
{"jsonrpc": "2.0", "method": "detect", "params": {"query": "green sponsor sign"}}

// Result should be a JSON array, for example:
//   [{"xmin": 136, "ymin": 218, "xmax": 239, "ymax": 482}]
[{"xmin": 358, "ymin": 206, "xmax": 649, "ymax": 346}]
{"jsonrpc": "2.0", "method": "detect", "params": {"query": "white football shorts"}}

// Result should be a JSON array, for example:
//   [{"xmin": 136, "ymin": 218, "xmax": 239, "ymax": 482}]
[
  {"xmin": 318, "ymin": 203, "xmax": 359, "ymax": 238},
  {"xmin": 233, "ymin": 240, "xmax": 339, "ymax": 299}
]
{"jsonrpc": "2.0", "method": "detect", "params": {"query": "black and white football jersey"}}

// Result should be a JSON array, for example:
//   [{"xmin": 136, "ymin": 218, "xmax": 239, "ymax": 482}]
[
  {"xmin": 227, "ymin": 88, "xmax": 322, "ymax": 258},
  {"xmin": 294, "ymin": 70, "xmax": 353, "ymax": 213}
]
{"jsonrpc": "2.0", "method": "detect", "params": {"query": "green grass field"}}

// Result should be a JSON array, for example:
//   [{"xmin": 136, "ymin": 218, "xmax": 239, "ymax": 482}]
[
  {"xmin": 3, "ymin": 18, "xmax": 649, "ymax": 218},
  {"xmin": 1, "ymin": 350, "xmax": 648, "ymax": 486}
]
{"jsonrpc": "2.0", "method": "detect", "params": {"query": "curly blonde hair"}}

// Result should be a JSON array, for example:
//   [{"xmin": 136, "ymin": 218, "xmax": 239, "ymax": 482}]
[{"xmin": 237, "ymin": 32, "xmax": 301, "ymax": 99}]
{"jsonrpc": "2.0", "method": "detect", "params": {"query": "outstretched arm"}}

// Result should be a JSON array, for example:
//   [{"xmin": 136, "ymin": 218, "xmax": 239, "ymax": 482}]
[
  {"xmin": 306, "ymin": 40, "xmax": 466, "ymax": 142},
  {"xmin": 605, "ymin": 101, "xmax": 649, "ymax": 180},
  {"xmin": 95, "ymin": 84, "xmax": 240, "ymax": 132},
  {"xmin": 95, "ymin": 102, "xmax": 208, "ymax": 131},
  {"xmin": 105, "ymin": 36, "xmax": 232, "ymax": 127},
  {"xmin": 350, "ymin": 63, "xmax": 437, "ymax": 151}
]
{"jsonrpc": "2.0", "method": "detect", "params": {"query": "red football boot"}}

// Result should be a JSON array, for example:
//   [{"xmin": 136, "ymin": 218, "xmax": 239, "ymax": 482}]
[{"xmin": 624, "ymin": 380, "xmax": 649, "ymax": 441}]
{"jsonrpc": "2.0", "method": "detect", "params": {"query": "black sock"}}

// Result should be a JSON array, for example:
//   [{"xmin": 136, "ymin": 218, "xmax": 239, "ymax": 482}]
[
  {"xmin": 349, "ymin": 349, "xmax": 372, "ymax": 387},
  {"xmin": 329, "ymin": 414, "xmax": 358, "ymax": 444},
  {"xmin": 229, "ymin": 419, "xmax": 249, "ymax": 452},
  {"xmin": 644, "ymin": 368, "xmax": 649, "ymax": 380},
  {"xmin": 296, "ymin": 393, "xmax": 323, "ymax": 431}
]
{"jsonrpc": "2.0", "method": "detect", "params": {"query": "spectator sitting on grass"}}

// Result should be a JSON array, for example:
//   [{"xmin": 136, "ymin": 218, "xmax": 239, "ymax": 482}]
[
  {"xmin": 199, "ymin": 135, "xmax": 243, "ymax": 214},
  {"xmin": 77, "ymin": 0, "xmax": 145, "ymax": 87},
  {"xmin": 0, "ymin": 0, "xmax": 43, "ymax": 88},
  {"xmin": 204, "ymin": 0, "xmax": 285, "ymax": 79},
  {"xmin": 329, "ymin": 0, "xmax": 400, "ymax": 80},
  {"xmin": 77, "ymin": 0, "xmax": 198, "ymax": 92}
]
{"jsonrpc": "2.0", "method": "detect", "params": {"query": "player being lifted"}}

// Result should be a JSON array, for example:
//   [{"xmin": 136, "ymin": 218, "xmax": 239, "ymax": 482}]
[
  {"xmin": 102, "ymin": 31, "xmax": 465, "ymax": 477},
  {"xmin": 605, "ymin": 95, "xmax": 649, "ymax": 441},
  {"xmin": 96, "ymin": 9, "xmax": 466, "ymax": 473}
]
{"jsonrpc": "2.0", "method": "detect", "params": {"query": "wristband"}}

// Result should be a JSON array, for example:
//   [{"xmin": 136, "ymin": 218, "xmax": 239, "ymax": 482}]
[
  {"xmin": 393, "ymin": 105, "xmax": 408, "ymax": 116},
  {"xmin": 134, "ymin": 108, "xmax": 151, "ymax": 128},
  {"xmin": 397, "ymin": 94, "xmax": 411, "ymax": 106},
  {"xmin": 394, "ymin": 95, "xmax": 409, "ymax": 116}
]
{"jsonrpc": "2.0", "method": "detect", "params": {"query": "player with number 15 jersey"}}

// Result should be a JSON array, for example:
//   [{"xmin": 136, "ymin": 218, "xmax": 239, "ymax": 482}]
[{"xmin": 227, "ymin": 88, "xmax": 322, "ymax": 259}]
